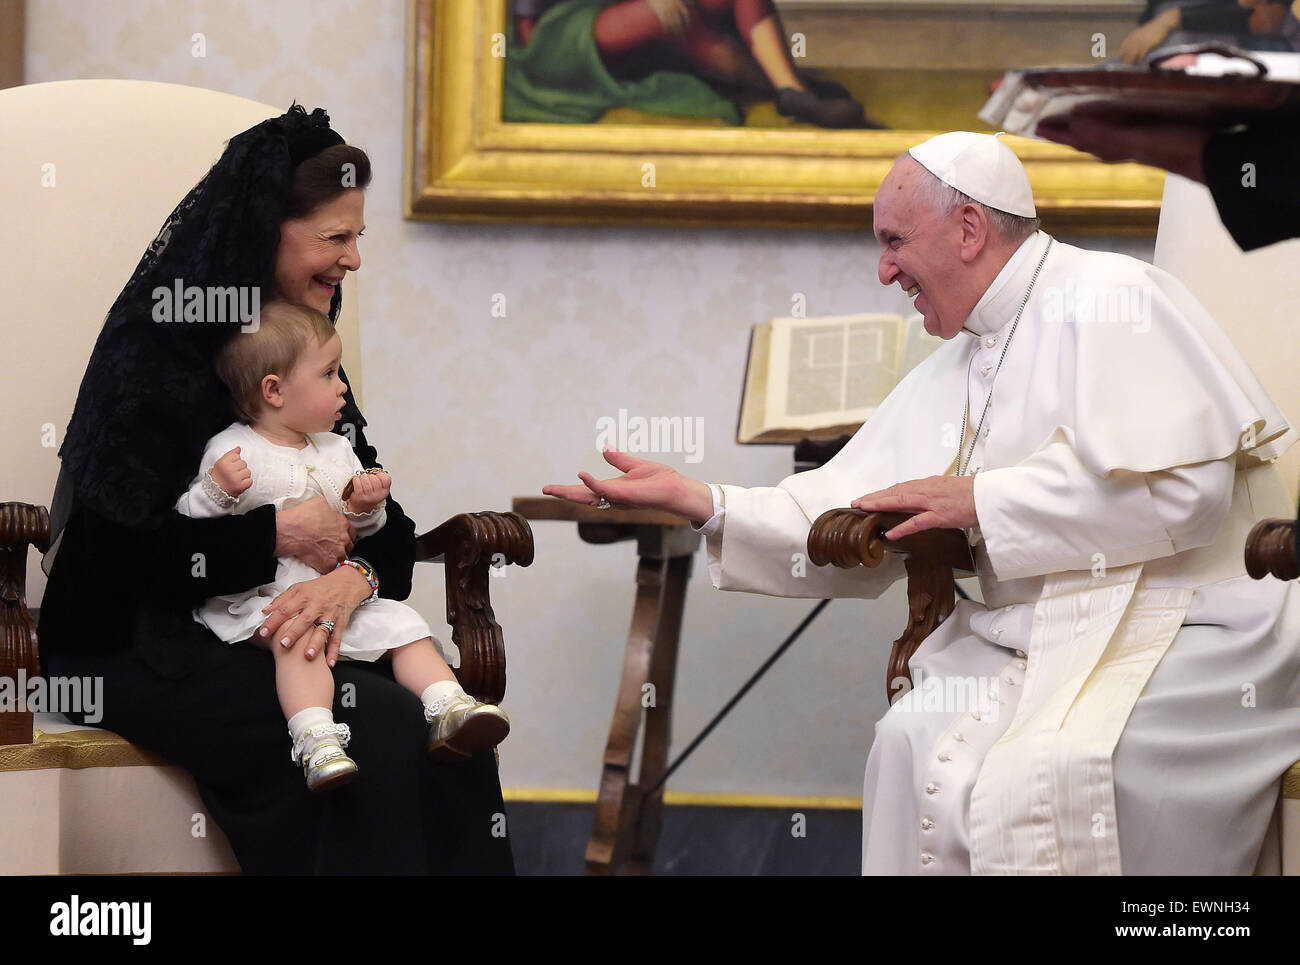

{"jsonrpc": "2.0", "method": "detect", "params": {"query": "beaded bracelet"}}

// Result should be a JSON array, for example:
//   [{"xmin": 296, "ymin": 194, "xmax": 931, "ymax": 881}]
[{"xmin": 337, "ymin": 557, "xmax": 379, "ymax": 605}]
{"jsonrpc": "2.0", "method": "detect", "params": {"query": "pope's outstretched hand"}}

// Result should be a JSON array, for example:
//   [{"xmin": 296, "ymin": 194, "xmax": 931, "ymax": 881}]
[{"xmin": 542, "ymin": 448, "xmax": 715, "ymax": 525}]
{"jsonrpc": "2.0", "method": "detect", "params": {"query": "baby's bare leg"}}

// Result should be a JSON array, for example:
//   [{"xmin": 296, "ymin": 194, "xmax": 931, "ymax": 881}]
[
  {"xmin": 249, "ymin": 633, "xmax": 335, "ymax": 719},
  {"xmin": 389, "ymin": 637, "xmax": 457, "ymax": 695}
]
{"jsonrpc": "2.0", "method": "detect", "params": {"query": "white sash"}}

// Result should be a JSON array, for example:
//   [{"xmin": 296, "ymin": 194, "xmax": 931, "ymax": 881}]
[{"xmin": 969, "ymin": 562, "xmax": 1192, "ymax": 874}]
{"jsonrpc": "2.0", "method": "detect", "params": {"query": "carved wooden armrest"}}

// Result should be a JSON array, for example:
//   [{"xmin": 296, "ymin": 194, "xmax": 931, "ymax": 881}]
[
  {"xmin": 1246, "ymin": 518, "xmax": 1298, "ymax": 582},
  {"xmin": 414, "ymin": 511, "xmax": 534, "ymax": 705},
  {"xmin": 1, "ymin": 502, "xmax": 50, "ymax": 746},
  {"xmin": 808, "ymin": 508, "xmax": 973, "ymax": 704}
]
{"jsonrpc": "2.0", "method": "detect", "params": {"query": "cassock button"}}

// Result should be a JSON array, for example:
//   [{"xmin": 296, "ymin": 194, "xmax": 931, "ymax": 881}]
[
  {"xmin": 970, "ymin": 709, "xmax": 982, "ymax": 721},
  {"xmin": 920, "ymin": 852, "xmax": 935, "ymax": 865},
  {"xmin": 1015, "ymin": 650, "xmax": 1026, "ymax": 658},
  {"xmin": 953, "ymin": 732, "xmax": 966, "ymax": 742},
  {"xmin": 980, "ymin": 364, "xmax": 992, "ymax": 377},
  {"xmin": 981, "ymin": 425, "xmax": 990, "ymax": 437},
  {"xmin": 938, "ymin": 751, "xmax": 951, "ymax": 762},
  {"xmin": 984, "ymin": 335, "xmax": 997, "ymax": 348},
  {"xmin": 921, "ymin": 818, "xmax": 935, "ymax": 831},
  {"xmin": 991, "ymin": 627, "xmax": 1003, "ymax": 639},
  {"xmin": 1002, "ymin": 675, "xmax": 1016, "ymax": 686},
  {"xmin": 925, "ymin": 782, "xmax": 940, "ymax": 795},
  {"xmin": 1015, "ymin": 661, "xmax": 1027, "ymax": 670}
]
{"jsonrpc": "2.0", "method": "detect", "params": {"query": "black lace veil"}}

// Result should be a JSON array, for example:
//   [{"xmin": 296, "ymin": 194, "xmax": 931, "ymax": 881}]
[{"xmin": 44, "ymin": 103, "xmax": 347, "ymax": 571}]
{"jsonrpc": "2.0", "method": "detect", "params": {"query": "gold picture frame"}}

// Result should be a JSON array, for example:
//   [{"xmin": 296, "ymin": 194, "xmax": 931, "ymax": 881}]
[{"xmin": 405, "ymin": 0, "xmax": 1164, "ymax": 232}]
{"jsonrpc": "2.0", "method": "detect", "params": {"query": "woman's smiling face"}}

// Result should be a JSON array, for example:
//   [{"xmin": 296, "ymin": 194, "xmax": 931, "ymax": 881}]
[{"xmin": 273, "ymin": 188, "xmax": 365, "ymax": 315}]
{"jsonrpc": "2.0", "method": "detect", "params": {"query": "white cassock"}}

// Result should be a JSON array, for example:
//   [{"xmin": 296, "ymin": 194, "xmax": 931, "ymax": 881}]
[{"xmin": 692, "ymin": 230, "xmax": 1300, "ymax": 874}]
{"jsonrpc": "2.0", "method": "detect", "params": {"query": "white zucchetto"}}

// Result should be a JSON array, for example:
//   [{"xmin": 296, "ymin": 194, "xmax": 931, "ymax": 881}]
[{"xmin": 908, "ymin": 131, "xmax": 1037, "ymax": 218}]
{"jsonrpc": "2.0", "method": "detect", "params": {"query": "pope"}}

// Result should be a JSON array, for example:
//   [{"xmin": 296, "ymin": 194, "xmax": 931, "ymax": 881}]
[{"xmin": 544, "ymin": 132, "xmax": 1300, "ymax": 875}]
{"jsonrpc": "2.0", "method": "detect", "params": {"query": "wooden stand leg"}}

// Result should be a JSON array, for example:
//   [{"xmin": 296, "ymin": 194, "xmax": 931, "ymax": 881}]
[
  {"xmin": 626, "ymin": 553, "xmax": 690, "ymax": 875},
  {"xmin": 586, "ymin": 551, "xmax": 691, "ymax": 875},
  {"xmin": 586, "ymin": 557, "xmax": 662, "ymax": 875}
]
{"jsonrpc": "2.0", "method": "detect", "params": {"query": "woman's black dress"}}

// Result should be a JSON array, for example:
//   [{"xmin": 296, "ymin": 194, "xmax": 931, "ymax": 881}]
[{"xmin": 37, "ymin": 376, "xmax": 515, "ymax": 875}]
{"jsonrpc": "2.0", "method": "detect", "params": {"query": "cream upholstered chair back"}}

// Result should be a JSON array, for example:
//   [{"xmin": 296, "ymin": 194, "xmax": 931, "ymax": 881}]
[
  {"xmin": 1153, "ymin": 174, "xmax": 1300, "ymax": 503},
  {"xmin": 1153, "ymin": 173, "xmax": 1300, "ymax": 876},
  {"xmin": 2, "ymin": 79, "xmax": 363, "ymax": 610},
  {"xmin": 0, "ymin": 80, "xmax": 364, "ymax": 874}
]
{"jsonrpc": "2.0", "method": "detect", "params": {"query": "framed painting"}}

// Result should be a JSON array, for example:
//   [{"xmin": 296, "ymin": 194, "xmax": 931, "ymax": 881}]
[{"xmin": 405, "ymin": 0, "xmax": 1165, "ymax": 231}]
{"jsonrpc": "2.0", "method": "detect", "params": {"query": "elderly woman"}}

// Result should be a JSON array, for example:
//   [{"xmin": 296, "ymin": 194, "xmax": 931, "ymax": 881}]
[{"xmin": 37, "ymin": 105, "xmax": 513, "ymax": 875}]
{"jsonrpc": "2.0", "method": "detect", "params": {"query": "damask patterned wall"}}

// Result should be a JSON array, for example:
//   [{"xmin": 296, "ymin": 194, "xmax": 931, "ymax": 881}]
[{"xmin": 24, "ymin": 0, "xmax": 1155, "ymax": 799}]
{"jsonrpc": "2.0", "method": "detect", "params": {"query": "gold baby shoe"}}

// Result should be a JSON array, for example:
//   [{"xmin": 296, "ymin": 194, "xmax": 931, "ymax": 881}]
[
  {"xmin": 426, "ymin": 692, "xmax": 510, "ymax": 763},
  {"xmin": 294, "ymin": 724, "xmax": 358, "ymax": 793}
]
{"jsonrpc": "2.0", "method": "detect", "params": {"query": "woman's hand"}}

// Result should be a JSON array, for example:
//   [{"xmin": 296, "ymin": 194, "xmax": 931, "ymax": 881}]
[
  {"xmin": 542, "ymin": 448, "xmax": 714, "ymax": 524},
  {"xmin": 256, "ymin": 565, "xmax": 374, "ymax": 667},
  {"xmin": 275, "ymin": 496, "xmax": 355, "ymax": 573}
]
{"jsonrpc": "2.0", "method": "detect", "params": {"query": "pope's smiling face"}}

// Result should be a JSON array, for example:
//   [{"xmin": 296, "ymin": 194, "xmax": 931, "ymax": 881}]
[{"xmin": 874, "ymin": 156, "xmax": 990, "ymax": 340}]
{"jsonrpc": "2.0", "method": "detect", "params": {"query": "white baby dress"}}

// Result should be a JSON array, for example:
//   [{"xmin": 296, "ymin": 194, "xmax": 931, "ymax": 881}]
[{"xmin": 176, "ymin": 421, "xmax": 433, "ymax": 661}]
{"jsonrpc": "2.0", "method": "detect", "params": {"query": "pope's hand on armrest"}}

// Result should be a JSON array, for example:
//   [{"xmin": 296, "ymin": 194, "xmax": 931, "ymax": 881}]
[{"xmin": 850, "ymin": 475, "xmax": 978, "ymax": 539}]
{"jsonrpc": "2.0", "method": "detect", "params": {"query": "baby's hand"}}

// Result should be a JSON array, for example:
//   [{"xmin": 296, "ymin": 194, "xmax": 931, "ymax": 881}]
[
  {"xmin": 210, "ymin": 447, "xmax": 252, "ymax": 497},
  {"xmin": 345, "ymin": 470, "xmax": 391, "ymax": 514}
]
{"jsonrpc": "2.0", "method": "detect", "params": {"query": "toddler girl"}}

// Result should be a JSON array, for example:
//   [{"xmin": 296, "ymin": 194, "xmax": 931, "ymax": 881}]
[{"xmin": 177, "ymin": 300, "xmax": 509, "ymax": 791}]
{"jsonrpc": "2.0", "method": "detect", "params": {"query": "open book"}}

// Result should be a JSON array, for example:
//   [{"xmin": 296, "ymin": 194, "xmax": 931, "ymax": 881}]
[{"xmin": 737, "ymin": 312, "xmax": 944, "ymax": 445}]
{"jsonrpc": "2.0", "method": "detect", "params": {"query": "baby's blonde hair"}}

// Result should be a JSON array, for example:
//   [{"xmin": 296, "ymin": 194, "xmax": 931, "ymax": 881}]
[{"xmin": 216, "ymin": 300, "xmax": 338, "ymax": 424}]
